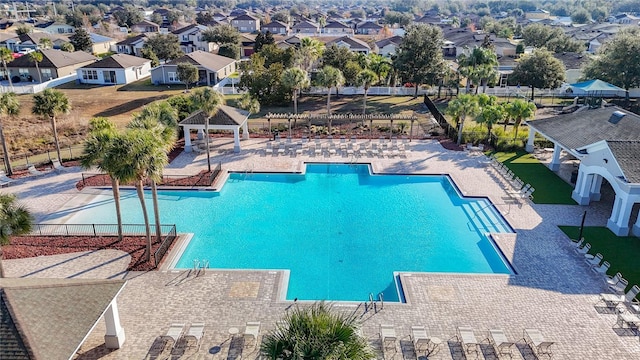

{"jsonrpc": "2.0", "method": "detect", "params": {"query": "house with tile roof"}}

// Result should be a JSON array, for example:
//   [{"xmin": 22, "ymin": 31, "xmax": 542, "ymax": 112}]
[
  {"xmin": 231, "ymin": 14, "xmax": 260, "ymax": 33},
  {"xmin": 131, "ymin": 20, "xmax": 160, "ymax": 34},
  {"xmin": 526, "ymin": 107, "xmax": 640, "ymax": 236},
  {"xmin": 1, "ymin": 32, "xmax": 67, "ymax": 53},
  {"xmin": 172, "ymin": 24, "xmax": 217, "ymax": 54},
  {"xmin": 262, "ymin": 20, "xmax": 289, "ymax": 35},
  {"xmin": 375, "ymin": 35, "xmax": 402, "ymax": 57},
  {"xmin": 356, "ymin": 21, "xmax": 383, "ymax": 35},
  {"xmin": 5, "ymin": 49, "xmax": 96, "ymax": 83},
  {"xmin": 33, "ymin": 21, "xmax": 75, "ymax": 35},
  {"xmin": 323, "ymin": 21, "xmax": 353, "ymax": 35},
  {"xmin": 325, "ymin": 35, "xmax": 371, "ymax": 54},
  {"xmin": 292, "ymin": 20, "xmax": 320, "ymax": 35},
  {"xmin": 76, "ymin": 53, "xmax": 151, "ymax": 85},
  {"xmin": 150, "ymin": 50, "xmax": 236, "ymax": 86},
  {"xmin": 89, "ymin": 33, "xmax": 116, "ymax": 55},
  {"xmin": 112, "ymin": 34, "xmax": 148, "ymax": 57}
]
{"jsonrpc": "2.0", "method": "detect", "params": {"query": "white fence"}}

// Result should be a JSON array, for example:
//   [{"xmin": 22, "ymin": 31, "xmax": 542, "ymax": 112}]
[{"xmin": 0, "ymin": 74, "xmax": 77, "ymax": 94}]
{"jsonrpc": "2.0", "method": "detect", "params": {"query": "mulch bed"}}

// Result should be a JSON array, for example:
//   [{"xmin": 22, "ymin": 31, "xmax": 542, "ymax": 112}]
[
  {"xmin": 3, "ymin": 235, "xmax": 165, "ymax": 271},
  {"xmin": 438, "ymin": 137, "xmax": 465, "ymax": 151},
  {"xmin": 76, "ymin": 170, "xmax": 214, "ymax": 191}
]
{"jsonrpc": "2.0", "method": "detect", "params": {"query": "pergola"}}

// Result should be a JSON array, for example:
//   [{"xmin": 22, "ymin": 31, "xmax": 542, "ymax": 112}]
[
  {"xmin": 180, "ymin": 105, "xmax": 250, "ymax": 153},
  {"xmin": 266, "ymin": 113, "xmax": 419, "ymax": 140},
  {"xmin": 525, "ymin": 106, "xmax": 640, "ymax": 236}
]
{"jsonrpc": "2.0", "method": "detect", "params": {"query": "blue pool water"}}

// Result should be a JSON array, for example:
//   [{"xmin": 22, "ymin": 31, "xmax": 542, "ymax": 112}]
[{"xmin": 68, "ymin": 164, "xmax": 513, "ymax": 302}]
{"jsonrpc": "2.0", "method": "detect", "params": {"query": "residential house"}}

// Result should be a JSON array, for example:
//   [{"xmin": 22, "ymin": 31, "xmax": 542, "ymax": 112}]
[
  {"xmin": 262, "ymin": 21, "xmax": 289, "ymax": 35},
  {"xmin": 375, "ymin": 36, "xmax": 402, "ymax": 57},
  {"xmin": 525, "ymin": 9, "xmax": 551, "ymax": 20},
  {"xmin": 553, "ymin": 52, "xmax": 588, "ymax": 83},
  {"xmin": 323, "ymin": 21, "xmax": 353, "ymax": 35},
  {"xmin": 492, "ymin": 37, "xmax": 516, "ymax": 57},
  {"xmin": 33, "ymin": 21, "xmax": 75, "ymax": 35},
  {"xmin": 609, "ymin": 13, "xmax": 640, "ymax": 25},
  {"xmin": 4, "ymin": 49, "xmax": 96, "ymax": 83},
  {"xmin": 150, "ymin": 50, "xmax": 236, "ymax": 86},
  {"xmin": 172, "ymin": 24, "xmax": 216, "ymax": 53},
  {"xmin": 325, "ymin": 36, "xmax": 371, "ymax": 54},
  {"xmin": 292, "ymin": 20, "xmax": 320, "ymax": 35},
  {"xmin": 240, "ymin": 34, "xmax": 256, "ymax": 57},
  {"xmin": 112, "ymin": 34, "xmax": 147, "ymax": 57},
  {"xmin": 77, "ymin": 53, "xmax": 151, "ymax": 85},
  {"xmin": 0, "ymin": 33, "xmax": 19, "ymax": 52},
  {"xmin": 356, "ymin": 21, "xmax": 383, "ymax": 35},
  {"xmin": 212, "ymin": 12, "xmax": 228, "ymax": 21},
  {"xmin": 7, "ymin": 33, "xmax": 68, "ymax": 53},
  {"xmin": 89, "ymin": 33, "xmax": 116, "ymax": 55},
  {"xmin": 131, "ymin": 20, "xmax": 160, "ymax": 34},
  {"xmin": 414, "ymin": 14, "xmax": 442, "ymax": 25},
  {"xmin": 231, "ymin": 14, "xmax": 260, "ymax": 33}
]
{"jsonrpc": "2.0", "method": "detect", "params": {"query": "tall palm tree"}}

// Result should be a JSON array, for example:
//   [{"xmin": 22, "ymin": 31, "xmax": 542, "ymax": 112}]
[
  {"xmin": 475, "ymin": 104, "xmax": 505, "ymax": 141},
  {"xmin": 356, "ymin": 69, "xmax": 377, "ymax": 115},
  {"xmin": 367, "ymin": 53, "xmax": 392, "ymax": 85},
  {"xmin": 0, "ymin": 93, "xmax": 19, "ymax": 175},
  {"xmin": 446, "ymin": 94, "xmax": 480, "ymax": 145},
  {"xmin": 260, "ymin": 301, "xmax": 375, "ymax": 360},
  {"xmin": 281, "ymin": 67, "xmax": 309, "ymax": 115},
  {"xmin": 28, "ymin": 51, "xmax": 43, "ymax": 83},
  {"xmin": 38, "ymin": 37, "xmax": 52, "ymax": 50},
  {"xmin": 506, "ymin": 99, "xmax": 537, "ymax": 140},
  {"xmin": 0, "ymin": 194, "xmax": 33, "ymax": 278},
  {"xmin": 190, "ymin": 88, "xmax": 224, "ymax": 172},
  {"xmin": 458, "ymin": 47, "xmax": 498, "ymax": 94},
  {"xmin": 130, "ymin": 103, "xmax": 178, "ymax": 242},
  {"xmin": 295, "ymin": 37, "xmax": 324, "ymax": 71},
  {"xmin": 81, "ymin": 117, "xmax": 124, "ymax": 241},
  {"xmin": 315, "ymin": 66, "xmax": 344, "ymax": 132},
  {"xmin": 31, "ymin": 89, "xmax": 71, "ymax": 162},
  {"xmin": 0, "ymin": 47, "xmax": 14, "ymax": 91}
]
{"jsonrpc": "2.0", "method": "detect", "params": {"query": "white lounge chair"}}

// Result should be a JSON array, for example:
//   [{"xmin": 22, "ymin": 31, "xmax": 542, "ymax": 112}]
[
  {"xmin": 609, "ymin": 277, "xmax": 629, "ymax": 295},
  {"xmin": 456, "ymin": 326, "xmax": 480, "ymax": 357},
  {"xmin": 265, "ymin": 142, "xmax": 273, "ymax": 155},
  {"xmin": 411, "ymin": 325, "xmax": 430, "ymax": 353},
  {"xmin": 380, "ymin": 324, "xmax": 396, "ymax": 353},
  {"xmin": 27, "ymin": 165, "xmax": 46, "ymax": 176},
  {"xmin": 52, "ymin": 159, "xmax": 65, "ymax": 171},
  {"xmin": 606, "ymin": 272, "xmax": 623, "ymax": 287},
  {"xmin": 244, "ymin": 321, "xmax": 261, "ymax": 350},
  {"xmin": 488, "ymin": 329, "xmax": 514, "ymax": 359},
  {"xmin": 523, "ymin": 328, "xmax": 554, "ymax": 359},
  {"xmin": 182, "ymin": 322, "xmax": 205, "ymax": 351},
  {"xmin": 572, "ymin": 237, "xmax": 585, "ymax": 248},
  {"xmin": 599, "ymin": 285, "xmax": 640, "ymax": 310},
  {"xmin": 158, "ymin": 323, "xmax": 184, "ymax": 351},
  {"xmin": 591, "ymin": 261, "xmax": 610, "ymax": 276},
  {"xmin": 0, "ymin": 171, "xmax": 14, "ymax": 187},
  {"xmin": 585, "ymin": 252, "xmax": 603, "ymax": 267},
  {"xmin": 575, "ymin": 243, "xmax": 591, "ymax": 255}
]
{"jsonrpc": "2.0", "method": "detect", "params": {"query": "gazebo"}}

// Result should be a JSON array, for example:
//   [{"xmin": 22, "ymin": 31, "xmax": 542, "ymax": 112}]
[
  {"xmin": 566, "ymin": 79, "xmax": 626, "ymax": 98},
  {"xmin": 525, "ymin": 107, "xmax": 640, "ymax": 236},
  {"xmin": 179, "ymin": 105, "xmax": 250, "ymax": 153}
]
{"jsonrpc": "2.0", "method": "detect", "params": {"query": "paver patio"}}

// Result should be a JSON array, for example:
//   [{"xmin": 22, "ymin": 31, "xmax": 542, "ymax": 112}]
[{"xmin": 3, "ymin": 138, "xmax": 638, "ymax": 359}]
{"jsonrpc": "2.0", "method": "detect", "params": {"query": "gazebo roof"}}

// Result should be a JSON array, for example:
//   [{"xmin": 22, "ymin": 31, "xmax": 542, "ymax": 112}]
[
  {"xmin": 180, "ymin": 105, "xmax": 249, "ymax": 127},
  {"xmin": 569, "ymin": 79, "xmax": 625, "ymax": 93},
  {"xmin": 607, "ymin": 140, "xmax": 640, "ymax": 183}
]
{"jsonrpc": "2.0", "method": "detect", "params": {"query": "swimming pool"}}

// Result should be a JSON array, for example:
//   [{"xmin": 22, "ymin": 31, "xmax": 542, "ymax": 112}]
[{"xmin": 68, "ymin": 163, "xmax": 513, "ymax": 302}]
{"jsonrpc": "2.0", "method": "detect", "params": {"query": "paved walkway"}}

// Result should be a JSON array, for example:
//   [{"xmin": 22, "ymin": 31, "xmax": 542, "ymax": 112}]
[{"xmin": 3, "ymin": 138, "xmax": 637, "ymax": 360}]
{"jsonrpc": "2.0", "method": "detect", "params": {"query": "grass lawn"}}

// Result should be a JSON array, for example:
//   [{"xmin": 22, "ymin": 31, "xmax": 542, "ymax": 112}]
[
  {"xmin": 559, "ymin": 226, "xmax": 640, "ymax": 294},
  {"xmin": 491, "ymin": 151, "xmax": 576, "ymax": 205}
]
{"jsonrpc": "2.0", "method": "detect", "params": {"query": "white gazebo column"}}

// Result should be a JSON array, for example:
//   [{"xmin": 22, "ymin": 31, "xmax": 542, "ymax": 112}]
[
  {"xmin": 548, "ymin": 143, "xmax": 562, "ymax": 171},
  {"xmin": 233, "ymin": 127, "xmax": 241, "ymax": 153},
  {"xmin": 571, "ymin": 170, "xmax": 593, "ymax": 205},
  {"xmin": 103, "ymin": 299, "xmax": 125, "ymax": 349},
  {"xmin": 632, "ymin": 206, "xmax": 640, "ymax": 236},
  {"xmin": 525, "ymin": 127, "xmax": 536, "ymax": 152},
  {"xmin": 607, "ymin": 194, "xmax": 633, "ymax": 236},
  {"xmin": 183, "ymin": 127, "xmax": 193, "ymax": 153},
  {"xmin": 242, "ymin": 121, "xmax": 249, "ymax": 140},
  {"xmin": 589, "ymin": 174, "xmax": 604, "ymax": 201}
]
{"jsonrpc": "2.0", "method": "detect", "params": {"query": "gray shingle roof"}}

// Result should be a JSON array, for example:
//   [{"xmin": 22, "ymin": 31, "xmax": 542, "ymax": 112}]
[
  {"xmin": 165, "ymin": 50, "xmax": 235, "ymax": 71},
  {"xmin": 0, "ymin": 278, "xmax": 126, "ymax": 360},
  {"xmin": 607, "ymin": 140, "xmax": 640, "ymax": 183},
  {"xmin": 7, "ymin": 49, "xmax": 96, "ymax": 69},
  {"xmin": 180, "ymin": 105, "xmax": 249, "ymax": 126},
  {"xmin": 82, "ymin": 53, "xmax": 149, "ymax": 69},
  {"xmin": 115, "ymin": 34, "xmax": 147, "ymax": 46},
  {"xmin": 325, "ymin": 36, "xmax": 370, "ymax": 50},
  {"xmin": 526, "ymin": 107, "xmax": 640, "ymax": 150},
  {"xmin": 0, "ymin": 293, "xmax": 30, "ymax": 360}
]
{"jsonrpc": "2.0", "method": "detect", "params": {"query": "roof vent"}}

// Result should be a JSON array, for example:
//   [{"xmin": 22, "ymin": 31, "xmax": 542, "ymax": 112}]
[{"xmin": 609, "ymin": 111, "xmax": 626, "ymax": 124}]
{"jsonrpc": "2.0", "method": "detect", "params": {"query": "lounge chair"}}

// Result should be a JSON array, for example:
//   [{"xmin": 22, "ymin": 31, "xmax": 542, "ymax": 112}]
[
  {"xmin": 27, "ymin": 165, "xmax": 47, "ymax": 177},
  {"xmin": 411, "ymin": 325, "xmax": 430, "ymax": 353},
  {"xmin": 158, "ymin": 323, "xmax": 184, "ymax": 351},
  {"xmin": 488, "ymin": 329, "xmax": 514, "ymax": 359},
  {"xmin": 609, "ymin": 277, "xmax": 629, "ymax": 295},
  {"xmin": 591, "ymin": 261, "xmax": 610, "ymax": 276},
  {"xmin": 615, "ymin": 310, "xmax": 640, "ymax": 331},
  {"xmin": 599, "ymin": 285, "xmax": 640, "ymax": 310},
  {"xmin": 523, "ymin": 328, "xmax": 554, "ymax": 359},
  {"xmin": 182, "ymin": 322, "xmax": 205, "ymax": 351},
  {"xmin": 244, "ymin": 321, "xmax": 261, "ymax": 350},
  {"xmin": 379, "ymin": 324, "xmax": 396, "ymax": 353},
  {"xmin": 606, "ymin": 272, "xmax": 624, "ymax": 287},
  {"xmin": 575, "ymin": 242, "xmax": 591, "ymax": 255},
  {"xmin": 265, "ymin": 142, "xmax": 273, "ymax": 155},
  {"xmin": 52, "ymin": 159, "xmax": 65, "ymax": 171},
  {"xmin": 585, "ymin": 252, "xmax": 603, "ymax": 267},
  {"xmin": 456, "ymin": 326, "xmax": 480, "ymax": 357},
  {"xmin": 572, "ymin": 237, "xmax": 585, "ymax": 248},
  {"xmin": 0, "ymin": 171, "xmax": 14, "ymax": 187}
]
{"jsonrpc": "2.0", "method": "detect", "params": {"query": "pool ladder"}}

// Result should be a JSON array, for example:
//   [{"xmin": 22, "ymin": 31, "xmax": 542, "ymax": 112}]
[
  {"xmin": 366, "ymin": 292, "xmax": 384, "ymax": 314},
  {"xmin": 193, "ymin": 259, "xmax": 209, "ymax": 277}
]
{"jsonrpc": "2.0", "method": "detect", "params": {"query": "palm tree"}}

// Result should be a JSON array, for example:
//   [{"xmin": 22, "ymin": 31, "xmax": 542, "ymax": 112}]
[
  {"xmin": 38, "ymin": 38, "xmax": 52, "ymax": 50},
  {"xmin": 475, "ymin": 104, "xmax": 505, "ymax": 141},
  {"xmin": 295, "ymin": 37, "xmax": 324, "ymax": 71},
  {"xmin": 130, "ymin": 103, "xmax": 178, "ymax": 243},
  {"xmin": 81, "ymin": 117, "xmax": 124, "ymax": 241},
  {"xmin": 457, "ymin": 47, "xmax": 498, "ymax": 94},
  {"xmin": 356, "ymin": 69, "xmax": 377, "ymax": 115},
  {"xmin": 0, "ymin": 194, "xmax": 33, "ymax": 278},
  {"xmin": 0, "ymin": 93, "xmax": 19, "ymax": 175},
  {"xmin": 315, "ymin": 66, "xmax": 344, "ymax": 132},
  {"xmin": 260, "ymin": 301, "xmax": 375, "ymax": 360},
  {"xmin": 31, "ymin": 89, "xmax": 71, "ymax": 162},
  {"xmin": 506, "ymin": 99, "xmax": 537, "ymax": 140},
  {"xmin": 367, "ymin": 53, "xmax": 392, "ymax": 85},
  {"xmin": 0, "ymin": 47, "xmax": 14, "ymax": 91},
  {"xmin": 281, "ymin": 67, "xmax": 309, "ymax": 115},
  {"xmin": 446, "ymin": 94, "xmax": 480, "ymax": 145},
  {"xmin": 28, "ymin": 51, "xmax": 43, "ymax": 83},
  {"xmin": 190, "ymin": 88, "xmax": 224, "ymax": 172}
]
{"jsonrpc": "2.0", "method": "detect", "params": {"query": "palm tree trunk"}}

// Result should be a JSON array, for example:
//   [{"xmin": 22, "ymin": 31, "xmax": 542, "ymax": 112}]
[
  {"xmin": 50, "ymin": 116, "xmax": 62, "ymax": 162},
  {"xmin": 326, "ymin": 87, "xmax": 331, "ymax": 116},
  {"xmin": 151, "ymin": 180, "xmax": 162, "ymax": 242},
  {"xmin": 0, "ymin": 123, "xmax": 13, "ymax": 175},
  {"xmin": 111, "ymin": 177, "xmax": 123, "ymax": 241},
  {"xmin": 293, "ymin": 89, "xmax": 298, "ymax": 114},
  {"xmin": 362, "ymin": 89, "xmax": 368, "ymax": 115},
  {"xmin": 2, "ymin": 61, "xmax": 12, "ymax": 91},
  {"xmin": 414, "ymin": 84, "xmax": 418, "ymax": 98},
  {"xmin": 35, "ymin": 62, "xmax": 42, "ymax": 83},
  {"xmin": 0, "ymin": 247, "xmax": 5, "ymax": 278},
  {"xmin": 530, "ymin": 86, "xmax": 535, "ymax": 101},
  {"xmin": 135, "ymin": 181, "xmax": 152, "ymax": 262},
  {"xmin": 456, "ymin": 117, "xmax": 465, "ymax": 145}
]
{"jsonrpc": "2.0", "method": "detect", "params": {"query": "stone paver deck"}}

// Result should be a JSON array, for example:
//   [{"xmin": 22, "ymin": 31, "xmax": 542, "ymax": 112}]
[{"xmin": 3, "ymin": 138, "xmax": 637, "ymax": 360}]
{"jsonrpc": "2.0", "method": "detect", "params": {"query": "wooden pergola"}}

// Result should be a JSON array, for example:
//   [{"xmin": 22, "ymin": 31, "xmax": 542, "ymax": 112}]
[{"xmin": 265, "ymin": 113, "xmax": 419, "ymax": 140}]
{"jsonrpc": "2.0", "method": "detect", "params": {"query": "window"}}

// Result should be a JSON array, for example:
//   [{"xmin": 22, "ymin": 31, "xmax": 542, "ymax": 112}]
[
  {"xmin": 58, "ymin": 28, "xmax": 64, "ymax": 33},
  {"xmin": 183, "ymin": 35, "xmax": 188, "ymax": 41},
  {"xmin": 82, "ymin": 70, "xmax": 98, "ymax": 80},
  {"xmin": 41, "ymin": 69, "xmax": 51, "ymax": 76},
  {"xmin": 168, "ymin": 72, "xmax": 177, "ymax": 82},
  {"xmin": 18, "ymin": 68, "xmax": 29, "ymax": 76}
]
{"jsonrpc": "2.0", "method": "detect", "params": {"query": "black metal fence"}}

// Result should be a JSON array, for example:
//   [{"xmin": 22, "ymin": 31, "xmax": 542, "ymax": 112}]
[{"xmin": 154, "ymin": 225, "xmax": 177, "ymax": 268}]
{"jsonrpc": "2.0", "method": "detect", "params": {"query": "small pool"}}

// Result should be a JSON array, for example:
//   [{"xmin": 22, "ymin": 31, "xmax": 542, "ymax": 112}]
[{"xmin": 68, "ymin": 164, "xmax": 513, "ymax": 302}]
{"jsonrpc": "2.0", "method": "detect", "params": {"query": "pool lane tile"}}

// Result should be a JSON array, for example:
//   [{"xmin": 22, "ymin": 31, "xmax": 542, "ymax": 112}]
[{"xmin": 228, "ymin": 281, "xmax": 260, "ymax": 298}]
